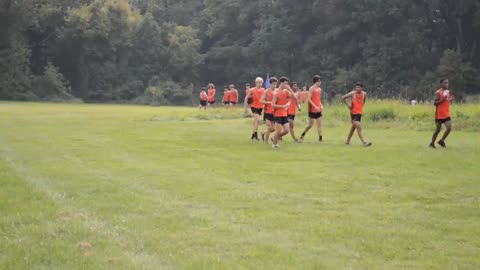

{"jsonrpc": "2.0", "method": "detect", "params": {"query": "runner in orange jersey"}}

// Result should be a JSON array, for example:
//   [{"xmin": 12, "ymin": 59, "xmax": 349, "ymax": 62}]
[
  {"xmin": 300, "ymin": 76, "xmax": 324, "ymax": 142},
  {"xmin": 199, "ymin": 87, "xmax": 208, "ymax": 110},
  {"xmin": 300, "ymin": 85, "xmax": 309, "ymax": 104},
  {"xmin": 245, "ymin": 83, "xmax": 252, "ymax": 108},
  {"xmin": 342, "ymin": 82, "xmax": 372, "ymax": 147},
  {"xmin": 228, "ymin": 84, "xmax": 238, "ymax": 107},
  {"xmin": 222, "ymin": 86, "xmax": 230, "ymax": 108},
  {"xmin": 430, "ymin": 79, "xmax": 453, "ymax": 148},
  {"xmin": 271, "ymin": 77, "xmax": 298, "ymax": 148},
  {"xmin": 207, "ymin": 83, "xmax": 216, "ymax": 108},
  {"xmin": 287, "ymin": 82, "xmax": 302, "ymax": 142},
  {"xmin": 260, "ymin": 77, "xmax": 277, "ymax": 144},
  {"xmin": 244, "ymin": 77, "xmax": 265, "ymax": 140}
]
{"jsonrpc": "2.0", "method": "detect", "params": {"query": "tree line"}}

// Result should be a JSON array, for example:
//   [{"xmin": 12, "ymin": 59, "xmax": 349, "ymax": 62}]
[{"xmin": 1, "ymin": 0, "xmax": 479, "ymax": 104}]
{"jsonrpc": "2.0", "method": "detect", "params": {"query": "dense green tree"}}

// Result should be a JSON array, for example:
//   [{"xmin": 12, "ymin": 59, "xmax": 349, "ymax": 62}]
[{"xmin": 1, "ymin": 0, "xmax": 479, "ymax": 103}]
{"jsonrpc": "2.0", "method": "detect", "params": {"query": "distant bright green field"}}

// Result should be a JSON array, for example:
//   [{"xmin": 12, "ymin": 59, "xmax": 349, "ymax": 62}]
[{"xmin": 1, "ymin": 102, "xmax": 479, "ymax": 270}]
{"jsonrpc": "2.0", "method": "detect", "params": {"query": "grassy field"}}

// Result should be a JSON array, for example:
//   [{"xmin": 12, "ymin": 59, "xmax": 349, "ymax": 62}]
[{"xmin": 0, "ymin": 101, "xmax": 479, "ymax": 270}]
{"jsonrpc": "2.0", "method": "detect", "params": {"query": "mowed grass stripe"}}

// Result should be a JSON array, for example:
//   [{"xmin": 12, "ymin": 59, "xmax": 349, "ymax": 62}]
[
  {"xmin": 0, "ymin": 119, "xmax": 350, "ymax": 268},
  {"xmin": 0, "ymin": 102, "xmax": 479, "ymax": 269},
  {"xmin": 0, "ymin": 141, "xmax": 180, "ymax": 270}
]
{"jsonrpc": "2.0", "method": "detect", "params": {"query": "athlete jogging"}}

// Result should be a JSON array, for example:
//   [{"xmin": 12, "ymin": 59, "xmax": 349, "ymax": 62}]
[
  {"xmin": 199, "ymin": 87, "xmax": 208, "ymax": 110},
  {"xmin": 430, "ymin": 79, "xmax": 453, "ymax": 148},
  {"xmin": 287, "ymin": 82, "xmax": 302, "ymax": 142},
  {"xmin": 207, "ymin": 83, "xmax": 216, "ymax": 108},
  {"xmin": 260, "ymin": 77, "xmax": 277, "ymax": 144},
  {"xmin": 342, "ymin": 82, "xmax": 372, "ymax": 147},
  {"xmin": 300, "ymin": 76, "xmax": 324, "ymax": 142},
  {"xmin": 244, "ymin": 77, "xmax": 265, "ymax": 140}
]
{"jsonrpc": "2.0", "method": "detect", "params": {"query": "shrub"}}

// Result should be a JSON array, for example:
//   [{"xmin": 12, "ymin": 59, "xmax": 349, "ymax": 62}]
[
  {"xmin": 33, "ymin": 63, "xmax": 77, "ymax": 101},
  {"xmin": 369, "ymin": 107, "xmax": 396, "ymax": 121}
]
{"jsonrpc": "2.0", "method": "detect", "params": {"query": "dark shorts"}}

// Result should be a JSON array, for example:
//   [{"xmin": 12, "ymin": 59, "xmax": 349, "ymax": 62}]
[
  {"xmin": 247, "ymin": 97, "xmax": 253, "ymax": 105},
  {"xmin": 274, "ymin": 116, "xmax": 289, "ymax": 125},
  {"xmin": 264, "ymin": 113, "xmax": 274, "ymax": 122},
  {"xmin": 309, "ymin": 112, "xmax": 322, "ymax": 119},
  {"xmin": 251, "ymin": 107, "xmax": 263, "ymax": 115},
  {"xmin": 435, "ymin": 117, "xmax": 451, "ymax": 124},
  {"xmin": 287, "ymin": 114, "xmax": 295, "ymax": 121},
  {"xmin": 208, "ymin": 101, "xmax": 215, "ymax": 104},
  {"xmin": 230, "ymin": 102, "xmax": 237, "ymax": 105},
  {"xmin": 351, "ymin": 114, "xmax": 362, "ymax": 122},
  {"xmin": 223, "ymin": 101, "xmax": 230, "ymax": 105},
  {"xmin": 200, "ymin": 100, "xmax": 207, "ymax": 106}
]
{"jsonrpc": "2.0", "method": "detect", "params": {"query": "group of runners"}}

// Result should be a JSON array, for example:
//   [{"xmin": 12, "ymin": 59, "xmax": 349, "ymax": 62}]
[{"xmin": 199, "ymin": 76, "xmax": 453, "ymax": 149}]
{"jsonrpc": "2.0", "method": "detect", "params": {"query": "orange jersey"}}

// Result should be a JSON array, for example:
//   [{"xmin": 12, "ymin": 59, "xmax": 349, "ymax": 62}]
[
  {"xmin": 199, "ymin": 91, "xmax": 207, "ymax": 101},
  {"xmin": 251, "ymin": 87, "xmax": 265, "ymax": 109},
  {"xmin": 245, "ymin": 88, "xmax": 251, "ymax": 96},
  {"xmin": 223, "ymin": 90, "xmax": 230, "ymax": 101},
  {"xmin": 274, "ymin": 89, "xmax": 289, "ymax": 117},
  {"xmin": 301, "ymin": 91, "xmax": 309, "ymax": 103},
  {"xmin": 207, "ymin": 89, "xmax": 215, "ymax": 102},
  {"xmin": 264, "ymin": 89, "xmax": 275, "ymax": 114},
  {"xmin": 308, "ymin": 87, "xmax": 322, "ymax": 112},
  {"xmin": 287, "ymin": 92, "xmax": 299, "ymax": 115},
  {"xmin": 435, "ymin": 89, "xmax": 451, "ymax": 119},
  {"xmin": 351, "ymin": 91, "xmax": 365, "ymax": 114},
  {"xmin": 229, "ymin": 90, "xmax": 238, "ymax": 102}
]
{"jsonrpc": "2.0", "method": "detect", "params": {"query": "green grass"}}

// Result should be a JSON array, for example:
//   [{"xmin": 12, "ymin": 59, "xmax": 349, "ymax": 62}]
[{"xmin": 0, "ymin": 101, "xmax": 479, "ymax": 270}]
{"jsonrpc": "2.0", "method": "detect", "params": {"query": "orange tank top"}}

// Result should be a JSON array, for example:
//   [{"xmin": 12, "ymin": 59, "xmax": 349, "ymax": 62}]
[
  {"xmin": 207, "ymin": 89, "xmax": 215, "ymax": 101},
  {"xmin": 308, "ymin": 87, "xmax": 322, "ymax": 112},
  {"xmin": 223, "ymin": 90, "xmax": 229, "ymax": 101},
  {"xmin": 351, "ymin": 92, "xmax": 365, "ymax": 114},
  {"xmin": 264, "ymin": 89, "xmax": 275, "ymax": 114},
  {"xmin": 251, "ymin": 87, "xmax": 265, "ymax": 109},
  {"xmin": 301, "ymin": 91, "xmax": 309, "ymax": 102},
  {"xmin": 287, "ymin": 92, "xmax": 298, "ymax": 115},
  {"xmin": 229, "ymin": 90, "xmax": 237, "ymax": 102},
  {"xmin": 435, "ymin": 89, "xmax": 451, "ymax": 119},
  {"xmin": 199, "ymin": 91, "xmax": 207, "ymax": 101},
  {"xmin": 274, "ymin": 89, "xmax": 289, "ymax": 117}
]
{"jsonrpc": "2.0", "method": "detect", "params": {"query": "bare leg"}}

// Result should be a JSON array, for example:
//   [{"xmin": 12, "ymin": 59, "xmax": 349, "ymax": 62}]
[
  {"xmin": 253, "ymin": 114, "xmax": 260, "ymax": 133},
  {"xmin": 281, "ymin": 123, "xmax": 290, "ymax": 138},
  {"xmin": 264, "ymin": 121, "xmax": 274, "ymax": 144},
  {"xmin": 346, "ymin": 124, "xmax": 356, "ymax": 144},
  {"xmin": 289, "ymin": 119, "xmax": 298, "ymax": 141},
  {"xmin": 300, "ymin": 118, "xmax": 314, "ymax": 140},
  {"xmin": 441, "ymin": 120, "xmax": 452, "ymax": 141},
  {"xmin": 354, "ymin": 121, "xmax": 366, "ymax": 144},
  {"xmin": 273, "ymin": 123, "xmax": 283, "ymax": 146},
  {"xmin": 431, "ymin": 122, "xmax": 442, "ymax": 144},
  {"xmin": 316, "ymin": 117, "xmax": 323, "ymax": 141}
]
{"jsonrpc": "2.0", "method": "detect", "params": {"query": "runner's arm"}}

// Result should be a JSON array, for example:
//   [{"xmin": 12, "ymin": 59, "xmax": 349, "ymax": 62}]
[
  {"xmin": 260, "ymin": 91, "xmax": 271, "ymax": 105},
  {"xmin": 342, "ymin": 91, "xmax": 354, "ymax": 110},
  {"xmin": 433, "ymin": 91, "xmax": 441, "ymax": 106}
]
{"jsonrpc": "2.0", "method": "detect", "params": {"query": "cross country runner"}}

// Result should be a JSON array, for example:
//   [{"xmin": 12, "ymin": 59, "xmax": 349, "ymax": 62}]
[
  {"xmin": 287, "ymin": 82, "xmax": 302, "ymax": 142},
  {"xmin": 272, "ymin": 77, "xmax": 298, "ymax": 148},
  {"xmin": 229, "ymin": 84, "xmax": 239, "ymax": 107},
  {"xmin": 199, "ymin": 87, "xmax": 208, "ymax": 110},
  {"xmin": 342, "ymin": 82, "xmax": 372, "ymax": 147},
  {"xmin": 300, "ymin": 76, "xmax": 323, "ymax": 142},
  {"xmin": 430, "ymin": 79, "xmax": 453, "ymax": 148},
  {"xmin": 244, "ymin": 77, "xmax": 265, "ymax": 140},
  {"xmin": 260, "ymin": 77, "xmax": 277, "ymax": 144},
  {"xmin": 207, "ymin": 83, "xmax": 216, "ymax": 108},
  {"xmin": 245, "ymin": 83, "xmax": 252, "ymax": 108},
  {"xmin": 222, "ymin": 86, "xmax": 230, "ymax": 108},
  {"xmin": 301, "ymin": 85, "xmax": 309, "ymax": 104}
]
